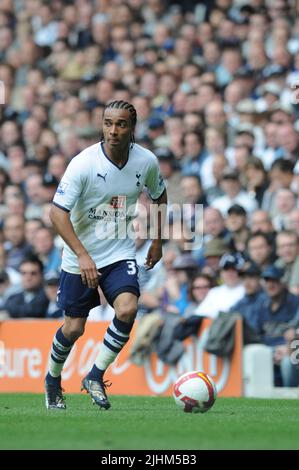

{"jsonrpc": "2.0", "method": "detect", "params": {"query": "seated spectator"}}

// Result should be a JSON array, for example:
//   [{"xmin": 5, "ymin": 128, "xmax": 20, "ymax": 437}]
[
  {"xmin": 203, "ymin": 207, "xmax": 230, "ymax": 243},
  {"xmin": 130, "ymin": 254, "xmax": 199, "ymax": 365},
  {"xmin": 205, "ymin": 153, "xmax": 227, "ymax": 203},
  {"xmin": 138, "ymin": 247, "xmax": 178, "ymax": 315},
  {"xmin": 47, "ymin": 154, "xmax": 67, "ymax": 181},
  {"xmin": 244, "ymin": 157, "xmax": 268, "ymax": 207},
  {"xmin": 5, "ymin": 193, "xmax": 26, "ymax": 217},
  {"xmin": 160, "ymin": 273, "xmax": 215, "ymax": 355},
  {"xmin": 41, "ymin": 173, "xmax": 59, "ymax": 204},
  {"xmin": 155, "ymin": 147, "xmax": 184, "ymax": 206},
  {"xmin": 211, "ymin": 167, "xmax": 258, "ymax": 216},
  {"xmin": 225, "ymin": 204, "xmax": 249, "ymax": 254},
  {"xmin": 0, "ymin": 242, "xmax": 21, "ymax": 287},
  {"xmin": 4, "ymin": 255, "xmax": 49, "ymax": 318},
  {"xmin": 275, "ymin": 230, "xmax": 299, "ymax": 295},
  {"xmin": 195, "ymin": 253, "xmax": 245, "ymax": 318},
  {"xmin": 229, "ymin": 262, "xmax": 266, "ymax": 340},
  {"xmin": 0, "ymin": 271, "xmax": 22, "ymax": 319},
  {"xmin": 272, "ymin": 188, "xmax": 297, "ymax": 231},
  {"xmin": 255, "ymin": 121, "xmax": 280, "ymax": 171},
  {"xmin": 160, "ymin": 254, "xmax": 199, "ymax": 317},
  {"xmin": 25, "ymin": 218, "xmax": 45, "ymax": 248},
  {"xmin": 256, "ymin": 265, "xmax": 299, "ymax": 387},
  {"xmin": 184, "ymin": 273, "xmax": 214, "ymax": 317},
  {"xmin": 262, "ymin": 158, "xmax": 294, "ymax": 215},
  {"xmin": 31, "ymin": 226, "xmax": 61, "ymax": 274},
  {"xmin": 250, "ymin": 209, "xmax": 276, "ymax": 245},
  {"xmin": 24, "ymin": 173, "xmax": 45, "ymax": 220},
  {"xmin": 246, "ymin": 231, "xmax": 275, "ymax": 271},
  {"xmin": 180, "ymin": 174, "xmax": 208, "ymax": 231},
  {"xmin": 201, "ymin": 237, "xmax": 229, "ymax": 277},
  {"xmin": 200, "ymin": 127, "xmax": 227, "ymax": 191},
  {"xmin": 44, "ymin": 271, "xmax": 63, "ymax": 319},
  {"xmin": 197, "ymin": 207, "xmax": 231, "ymax": 270},
  {"xmin": 3, "ymin": 214, "xmax": 33, "ymax": 271},
  {"xmin": 286, "ymin": 208, "xmax": 299, "ymax": 233},
  {"xmin": 181, "ymin": 130, "xmax": 206, "ymax": 176}
]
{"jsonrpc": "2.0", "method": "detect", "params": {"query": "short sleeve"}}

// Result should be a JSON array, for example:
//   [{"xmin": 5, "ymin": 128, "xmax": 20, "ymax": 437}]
[
  {"xmin": 145, "ymin": 156, "xmax": 166, "ymax": 201},
  {"xmin": 52, "ymin": 157, "xmax": 85, "ymax": 212}
]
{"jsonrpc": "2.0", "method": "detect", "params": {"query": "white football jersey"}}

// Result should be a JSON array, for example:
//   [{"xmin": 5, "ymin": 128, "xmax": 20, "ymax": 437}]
[{"xmin": 53, "ymin": 142, "xmax": 165, "ymax": 273}]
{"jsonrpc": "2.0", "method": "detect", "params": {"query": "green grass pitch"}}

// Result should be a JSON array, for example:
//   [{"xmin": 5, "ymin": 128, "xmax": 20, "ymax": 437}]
[{"xmin": 0, "ymin": 394, "xmax": 299, "ymax": 450}]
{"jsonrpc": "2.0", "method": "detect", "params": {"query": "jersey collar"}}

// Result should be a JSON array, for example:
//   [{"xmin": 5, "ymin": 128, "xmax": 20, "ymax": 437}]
[{"xmin": 100, "ymin": 142, "xmax": 130, "ymax": 170}]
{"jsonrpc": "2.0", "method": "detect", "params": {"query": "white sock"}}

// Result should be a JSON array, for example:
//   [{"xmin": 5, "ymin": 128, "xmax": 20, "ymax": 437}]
[
  {"xmin": 94, "ymin": 316, "xmax": 133, "ymax": 372},
  {"xmin": 47, "ymin": 327, "xmax": 73, "ymax": 378}
]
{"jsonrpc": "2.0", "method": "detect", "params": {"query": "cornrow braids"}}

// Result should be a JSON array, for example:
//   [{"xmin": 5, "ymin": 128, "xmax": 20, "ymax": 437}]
[{"xmin": 104, "ymin": 100, "xmax": 137, "ymax": 146}]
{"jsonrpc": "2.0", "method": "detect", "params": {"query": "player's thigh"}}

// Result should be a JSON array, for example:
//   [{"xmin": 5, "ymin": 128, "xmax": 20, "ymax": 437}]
[
  {"xmin": 99, "ymin": 260, "xmax": 140, "ymax": 308},
  {"xmin": 58, "ymin": 269, "xmax": 100, "ymax": 317}
]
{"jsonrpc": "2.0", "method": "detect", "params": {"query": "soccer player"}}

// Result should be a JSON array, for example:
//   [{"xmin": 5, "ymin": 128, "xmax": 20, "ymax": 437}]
[{"xmin": 45, "ymin": 101, "xmax": 167, "ymax": 410}]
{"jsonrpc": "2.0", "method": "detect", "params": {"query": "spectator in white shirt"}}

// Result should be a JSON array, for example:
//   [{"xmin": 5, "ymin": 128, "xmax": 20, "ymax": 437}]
[
  {"xmin": 211, "ymin": 167, "xmax": 258, "ymax": 216},
  {"xmin": 195, "ymin": 253, "xmax": 245, "ymax": 318},
  {"xmin": 272, "ymin": 188, "xmax": 298, "ymax": 231}
]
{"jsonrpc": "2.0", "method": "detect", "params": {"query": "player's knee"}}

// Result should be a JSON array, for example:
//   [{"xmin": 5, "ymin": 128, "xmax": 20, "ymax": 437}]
[
  {"xmin": 70, "ymin": 327, "xmax": 84, "ymax": 341},
  {"xmin": 63, "ymin": 322, "xmax": 85, "ymax": 342},
  {"xmin": 116, "ymin": 304, "xmax": 137, "ymax": 323}
]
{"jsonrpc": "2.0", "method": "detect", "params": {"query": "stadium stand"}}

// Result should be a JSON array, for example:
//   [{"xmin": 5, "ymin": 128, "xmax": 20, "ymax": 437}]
[{"xmin": 0, "ymin": 0, "xmax": 299, "ymax": 390}]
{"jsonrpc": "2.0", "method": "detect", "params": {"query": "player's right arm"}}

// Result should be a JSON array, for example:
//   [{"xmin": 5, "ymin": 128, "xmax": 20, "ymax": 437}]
[
  {"xmin": 50, "ymin": 205, "xmax": 99, "ymax": 289},
  {"xmin": 51, "ymin": 156, "xmax": 99, "ymax": 289}
]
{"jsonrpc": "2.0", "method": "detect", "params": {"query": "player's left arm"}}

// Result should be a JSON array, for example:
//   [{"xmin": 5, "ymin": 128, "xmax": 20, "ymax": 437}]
[{"xmin": 145, "ymin": 189, "xmax": 167, "ymax": 270}]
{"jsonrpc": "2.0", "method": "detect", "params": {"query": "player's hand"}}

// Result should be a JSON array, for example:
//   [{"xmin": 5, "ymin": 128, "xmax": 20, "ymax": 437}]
[
  {"xmin": 78, "ymin": 253, "xmax": 99, "ymax": 289},
  {"xmin": 144, "ymin": 241, "xmax": 162, "ymax": 270},
  {"xmin": 284, "ymin": 328, "xmax": 296, "ymax": 343}
]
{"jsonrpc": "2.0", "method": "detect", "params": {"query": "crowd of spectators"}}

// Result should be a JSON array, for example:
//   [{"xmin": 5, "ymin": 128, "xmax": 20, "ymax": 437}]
[{"xmin": 1, "ymin": 0, "xmax": 299, "ymax": 386}]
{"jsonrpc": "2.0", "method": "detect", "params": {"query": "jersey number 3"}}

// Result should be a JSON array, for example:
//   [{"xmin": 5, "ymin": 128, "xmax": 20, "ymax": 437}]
[{"xmin": 126, "ymin": 261, "xmax": 137, "ymax": 275}]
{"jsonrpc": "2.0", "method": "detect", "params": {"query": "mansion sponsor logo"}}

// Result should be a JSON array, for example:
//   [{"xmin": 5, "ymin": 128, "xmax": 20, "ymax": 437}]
[
  {"xmin": 88, "ymin": 207, "xmax": 130, "ymax": 221},
  {"xmin": 88, "ymin": 195, "xmax": 130, "ymax": 223}
]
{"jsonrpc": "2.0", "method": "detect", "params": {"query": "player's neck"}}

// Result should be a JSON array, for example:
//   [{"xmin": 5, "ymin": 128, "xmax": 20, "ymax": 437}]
[{"xmin": 103, "ymin": 142, "xmax": 130, "ymax": 167}]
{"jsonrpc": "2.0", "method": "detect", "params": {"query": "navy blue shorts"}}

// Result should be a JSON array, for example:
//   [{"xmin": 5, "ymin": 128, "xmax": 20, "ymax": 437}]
[{"xmin": 57, "ymin": 259, "xmax": 140, "ymax": 318}]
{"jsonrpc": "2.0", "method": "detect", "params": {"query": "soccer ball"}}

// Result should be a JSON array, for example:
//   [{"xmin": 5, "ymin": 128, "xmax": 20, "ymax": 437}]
[{"xmin": 173, "ymin": 371, "xmax": 217, "ymax": 413}]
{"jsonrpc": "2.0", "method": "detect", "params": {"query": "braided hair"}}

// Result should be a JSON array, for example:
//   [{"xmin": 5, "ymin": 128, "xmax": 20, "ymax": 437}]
[{"xmin": 104, "ymin": 100, "xmax": 137, "ymax": 147}]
